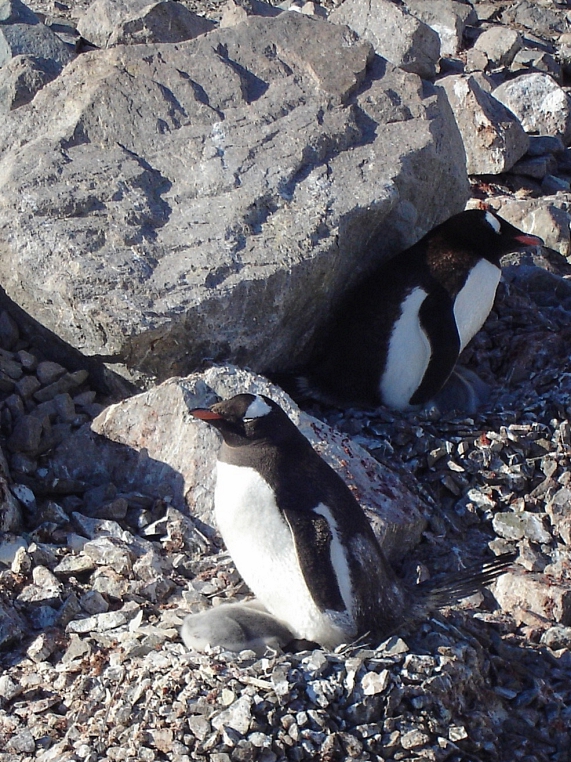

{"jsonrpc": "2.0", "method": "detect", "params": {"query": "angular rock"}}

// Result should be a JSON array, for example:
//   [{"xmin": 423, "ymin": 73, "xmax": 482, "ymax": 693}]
[
  {"xmin": 76, "ymin": 0, "xmax": 216, "ymax": 48},
  {"xmin": 404, "ymin": 0, "xmax": 476, "ymax": 57},
  {"xmin": 0, "ymin": 535, "xmax": 26, "ymax": 564},
  {"xmin": 438, "ymin": 74, "xmax": 529, "ymax": 174},
  {"xmin": 0, "ymin": 0, "xmax": 40, "ymax": 26},
  {"xmin": 473, "ymin": 26, "xmax": 523, "ymax": 68},
  {"xmin": 493, "ymin": 73, "xmax": 571, "ymax": 144},
  {"xmin": 51, "ymin": 366, "xmax": 427, "ymax": 560},
  {"xmin": 220, "ymin": 0, "xmax": 281, "ymax": 28},
  {"xmin": 500, "ymin": 0, "xmax": 570, "ymax": 39},
  {"xmin": 0, "ymin": 13, "xmax": 468, "ymax": 385},
  {"xmin": 492, "ymin": 511, "xmax": 551, "ymax": 543},
  {"xmin": 487, "ymin": 195, "xmax": 571, "ymax": 256},
  {"xmin": 511, "ymin": 49, "xmax": 561, "ymax": 79},
  {"xmin": 330, "ymin": 0, "xmax": 440, "ymax": 80},
  {"xmin": 0, "ymin": 476, "xmax": 22, "ymax": 532},
  {"xmin": 0, "ymin": 54, "xmax": 60, "ymax": 113},
  {"xmin": 82, "ymin": 536, "xmax": 133, "ymax": 575},
  {"xmin": 0, "ymin": 18, "xmax": 74, "ymax": 69},
  {"xmin": 510, "ymin": 154, "xmax": 557, "ymax": 179},
  {"xmin": 494, "ymin": 571, "xmax": 571, "ymax": 625},
  {"xmin": 527, "ymin": 135, "xmax": 564, "ymax": 156}
]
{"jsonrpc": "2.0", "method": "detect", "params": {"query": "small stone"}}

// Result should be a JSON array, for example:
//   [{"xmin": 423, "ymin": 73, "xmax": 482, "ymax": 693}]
[
  {"xmin": 53, "ymin": 393, "xmax": 77, "ymax": 422},
  {"xmin": 11, "ymin": 545, "xmax": 32, "ymax": 575},
  {"xmin": 26, "ymin": 631, "xmax": 59, "ymax": 662},
  {"xmin": 378, "ymin": 636, "xmax": 409, "ymax": 655},
  {"xmin": 188, "ymin": 714, "xmax": 211, "ymax": 741},
  {"xmin": 0, "ymin": 674, "xmax": 22, "ymax": 703},
  {"xmin": 448, "ymin": 725, "xmax": 468, "ymax": 742},
  {"xmin": 66, "ymin": 610, "xmax": 128, "ymax": 634},
  {"xmin": 15, "ymin": 374, "xmax": 41, "ymax": 399},
  {"xmin": 211, "ymin": 695, "xmax": 253, "ymax": 735},
  {"xmin": 7, "ymin": 413, "xmax": 43, "ymax": 452},
  {"xmin": 80, "ymin": 589, "xmax": 109, "ymax": 614},
  {"xmin": 361, "ymin": 669, "xmax": 390, "ymax": 695},
  {"xmin": 492, "ymin": 511, "xmax": 551, "ymax": 543},
  {"xmin": 53, "ymin": 553, "xmax": 97, "ymax": 576},
  {"xmin": 82, "ymin": 536, "xmax": 133, "ymax": 575},
  {"xmin": 0, "ymin": 311, "xmax": 19, "ymax": 349},
  {"xmin": 0, "ymin": 536, "xmax": 27, "ymax": 566},
  {"xmin": 36, "ymin": 361, "xmax": 66, "ymax": 385},
  {"xmin": 33, "ymin": 370, "xmax": 89, "ymax": 403},
  {"xmin": 16, "ymin": 350, "xmax": 38, "ymax": 371},
  {"xmin": 7, "ymin": 728, "xmax": 35, "ymax": 754},
  {"xmin": 61, "ymin": 633, "xmax": 92, "ymax": 663},
  {"xmin": 12, "ymin": 482, "xmax": 36, "ymax": 510},
  {"xmin": 401, "ymin": 729, "xmax": 430, "ymax": 749}
]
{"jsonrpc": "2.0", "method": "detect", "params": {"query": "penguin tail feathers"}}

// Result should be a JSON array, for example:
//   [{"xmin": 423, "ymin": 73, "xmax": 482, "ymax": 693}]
[
  {"xmin": 416, "ymin": 551, "xmax": 516, "ymax": 613},
  {"xmin": 264, "ymin": 370, "xmax": 317, "ymax": 404}
]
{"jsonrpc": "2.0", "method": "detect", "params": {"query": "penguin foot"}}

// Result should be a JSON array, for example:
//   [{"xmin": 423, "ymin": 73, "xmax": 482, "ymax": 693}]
[
  {"xmin": 428, "ymin": 367, "xmax": 491, "ymax": 416},
  {"xmin": 181, "ymin": 602, "xmax": 295, "ymax": 655}
]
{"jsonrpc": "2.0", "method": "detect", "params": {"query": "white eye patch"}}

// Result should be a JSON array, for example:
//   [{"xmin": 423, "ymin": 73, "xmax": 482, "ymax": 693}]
[
  {"xmin": 485, "ymin": 211, "xmax": 501, "ymax": 234},
  {"xmin": 244, "ymin": 395, "xmax": 272, "ymax": 420}
]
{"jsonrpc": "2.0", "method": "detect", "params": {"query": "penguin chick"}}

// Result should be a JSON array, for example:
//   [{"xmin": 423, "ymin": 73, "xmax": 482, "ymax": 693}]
[
  {"xmin": 303, "ymin": 209, "xmax": 543, "ymax": 411},
  {"xmin": 184, "ymin": 393, "xmax": 514, "ymax": 652},
  {"xmin": 181, "ymin": 602, "xmax": 295, "ymax": 655}
]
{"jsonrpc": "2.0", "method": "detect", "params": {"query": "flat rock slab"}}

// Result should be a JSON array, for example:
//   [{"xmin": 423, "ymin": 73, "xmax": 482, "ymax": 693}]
[
  {"xmin": 50, "ymin": 366, "xmax": 427, "ymax": 560},
  {"xmin": 0, "ymin": 12, "xmax": 469, "ymax": 385}
]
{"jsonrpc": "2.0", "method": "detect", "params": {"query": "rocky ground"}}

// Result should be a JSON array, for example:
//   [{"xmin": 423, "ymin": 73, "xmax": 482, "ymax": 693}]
[
  {"xmin": 3, "ymin": 245, "xmax": 571, "ymax": 762},
  {"xmin": 2, "ymin": 0, "xmax": 571, "ymax": 761}
]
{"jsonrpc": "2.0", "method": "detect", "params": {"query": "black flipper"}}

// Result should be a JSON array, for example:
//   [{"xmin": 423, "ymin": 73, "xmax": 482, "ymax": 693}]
[
  {"xmin": 282, "ymin": 508, "xmax": 347, "ymax": 614},
  {"xmin": 409, "ymin": 287, "xmax": 461, "ymax": 406}
]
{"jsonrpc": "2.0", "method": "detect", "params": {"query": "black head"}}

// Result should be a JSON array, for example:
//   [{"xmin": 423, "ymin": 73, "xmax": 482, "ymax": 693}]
[
  {"xmin": 434, "ymin": 209, "xmax": 543, "ymax": 262},
  {"xmin": 190, "ymin": 393, "xmax": 299, "ymax": 448}
]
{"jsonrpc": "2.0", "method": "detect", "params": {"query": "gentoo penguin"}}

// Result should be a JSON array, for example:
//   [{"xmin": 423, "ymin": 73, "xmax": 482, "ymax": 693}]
[
  {"xmin": 303, "ymin": 209, "xmax": 543, "ymax": 411},
  {"xmin": 182, "ymin": 393, "xmax": 514, "ymax": 652}
]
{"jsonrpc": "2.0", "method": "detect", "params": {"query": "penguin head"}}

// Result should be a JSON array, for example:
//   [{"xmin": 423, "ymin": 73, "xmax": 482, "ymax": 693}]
[
  {"xmin": 437, "ymin": 209, "xmax": 543, "ymax": 262},
  {"xmin": 190, "ymin": 393, "xmax": 297, "ymax": 447}
]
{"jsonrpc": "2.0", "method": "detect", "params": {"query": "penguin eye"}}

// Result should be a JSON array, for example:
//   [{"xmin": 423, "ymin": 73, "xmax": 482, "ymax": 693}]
[
  {"xmin": 243, "ymin": 395, "xmax": 272, "ymax": 421},
  {"xmin": 484, "ymin": 211, "xmax": 501, "ymax": 234}
]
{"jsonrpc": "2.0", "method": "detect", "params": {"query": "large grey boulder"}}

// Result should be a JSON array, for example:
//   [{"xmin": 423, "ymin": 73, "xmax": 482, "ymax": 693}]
[
  {"xmin": 49, "ymin": 366, "xmax": 427, "ymax": 560},
  {"xmin": 76, "ymin": 0, "xmax": 216, "ymax": 48},
  {"xmin": 438, "ymin": 74, "xmax": 529, "ymax": 174},
  {"xmin": 493, "ymin": 73, "xmax": 571, "ymax": 144},
  {"xmin": 329, "ymin": 0, "xmax": 440, "ymax": 80},
  {"xmin": 0, "ymin": 13, "xmax": 469, "ymax": 385}
]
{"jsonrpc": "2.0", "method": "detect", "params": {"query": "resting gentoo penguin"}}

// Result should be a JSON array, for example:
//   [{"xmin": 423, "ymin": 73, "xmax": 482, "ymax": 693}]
[
  {"xmin": 182, "ymin": 393, "xmax": 514, "ymax": 653},
  {"xmin": 302, "ymin": 209, "xmax": 542, "ymax": 411}
]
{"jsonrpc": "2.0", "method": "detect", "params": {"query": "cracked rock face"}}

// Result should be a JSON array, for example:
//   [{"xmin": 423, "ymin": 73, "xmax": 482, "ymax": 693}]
[{"xmin": 0, "ymin": 11, "xmax": 469, "ymax": 385}]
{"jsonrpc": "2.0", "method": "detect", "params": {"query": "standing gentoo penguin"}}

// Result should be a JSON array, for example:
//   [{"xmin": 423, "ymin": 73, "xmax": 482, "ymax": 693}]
[
  {"xmin": 182, "ymin": 393, "xmax": 514, "ymax": 652},
  {"xmin": 303, "ymin": 209, "xmax": 543, "ymax": 411}
]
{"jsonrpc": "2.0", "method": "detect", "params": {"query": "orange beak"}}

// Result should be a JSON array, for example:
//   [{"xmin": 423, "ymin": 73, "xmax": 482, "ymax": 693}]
[{"xmin": 190, "ymin": 409, "xmax": 224, "ymax": 421}]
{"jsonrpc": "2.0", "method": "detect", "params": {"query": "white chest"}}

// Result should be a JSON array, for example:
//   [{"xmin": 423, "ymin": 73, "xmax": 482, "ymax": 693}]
[
  {"xmin": 214, "ymin": 462, "xmax": 355, "ymax": 647},
  {"xmin": 453, "ymin": 259, "xmax": 501, "ymax": 351},
  {"xmin": 380, "ymin": 286, "xmax": 431, "ymax": 410}
]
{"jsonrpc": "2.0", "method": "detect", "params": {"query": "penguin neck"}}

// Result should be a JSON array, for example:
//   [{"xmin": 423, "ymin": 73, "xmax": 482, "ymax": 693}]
[
  {"xmin": 426, "ymin": 239, "xmax": 500, "ymax": 294},
  {"xmin": 218, "ymin": 439, "xmax": 278, "ymax": 468}
]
